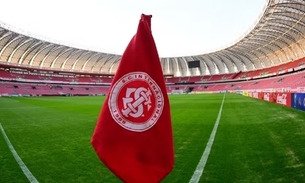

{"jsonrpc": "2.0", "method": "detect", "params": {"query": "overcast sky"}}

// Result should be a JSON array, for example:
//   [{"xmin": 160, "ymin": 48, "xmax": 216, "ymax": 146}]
[{"xmin": 0, "ymin": 0, "xmax": 266, "ymax": 57}]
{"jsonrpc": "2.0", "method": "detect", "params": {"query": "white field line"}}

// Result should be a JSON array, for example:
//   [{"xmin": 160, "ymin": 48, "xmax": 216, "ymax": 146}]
[
  {"xmin": 0, "ymin": 123, "xmax": 39, "ymax": 183},
  {"xmin": 189, "ymin": 94, "xmax": 226, "ymax": 183}
]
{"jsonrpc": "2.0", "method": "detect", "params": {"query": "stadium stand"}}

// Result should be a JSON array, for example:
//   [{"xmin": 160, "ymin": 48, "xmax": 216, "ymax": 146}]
[
  {"xmin": 1, "ymin": 59, "xmax": 305, "ymax": 96},
  {"xmin": 0, "ymin": 0, "xmax": 305, "ymax": 96}
]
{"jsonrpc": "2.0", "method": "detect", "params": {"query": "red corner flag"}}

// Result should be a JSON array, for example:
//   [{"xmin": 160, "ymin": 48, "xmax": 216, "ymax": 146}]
[{"xmin": 91, "ymin": 14, "xmax": 174, "ymax": 183}]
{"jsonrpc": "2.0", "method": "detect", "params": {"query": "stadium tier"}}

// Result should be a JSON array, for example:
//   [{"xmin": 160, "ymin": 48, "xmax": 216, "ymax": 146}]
[{"xmin": 1, "ymin": 59, "xmax": 305, "ymax": 96}]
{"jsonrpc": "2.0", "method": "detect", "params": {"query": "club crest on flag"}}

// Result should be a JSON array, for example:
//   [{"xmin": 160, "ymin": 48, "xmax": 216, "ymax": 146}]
[{"xmin": 108, "ymin": 71, "xmax": 164, "ymax": 132}]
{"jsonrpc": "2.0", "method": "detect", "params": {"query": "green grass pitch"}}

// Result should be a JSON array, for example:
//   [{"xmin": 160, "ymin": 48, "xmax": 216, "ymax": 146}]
[{"xmin": 1, "ymin": 93, "xmax": 305, "ymax": 182}]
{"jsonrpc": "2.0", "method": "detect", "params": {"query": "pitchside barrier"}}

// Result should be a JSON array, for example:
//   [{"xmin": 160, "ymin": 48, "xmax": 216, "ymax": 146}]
[
  {"xmin": 292, "ymin": 93, "xmax": 305, "ymax": 111},
  {"xmin": 246, "ymin": 91, "xmax": 305, "ymax": 112}
]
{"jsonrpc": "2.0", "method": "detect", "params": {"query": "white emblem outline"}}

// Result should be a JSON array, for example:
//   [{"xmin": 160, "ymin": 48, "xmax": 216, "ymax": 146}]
[{"xmin": 108, "ymin": 72, "xmax": 164, "ymax": 132}]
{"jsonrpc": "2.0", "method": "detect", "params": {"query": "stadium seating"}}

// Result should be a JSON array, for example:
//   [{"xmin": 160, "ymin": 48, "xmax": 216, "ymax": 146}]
[
  {"xmin": 0, "ymin": 70, "xmax": 14, "ymax": 79},
  {"xmin": 1, "ymin": 56, "xmax": 305, "ymax": 96}
]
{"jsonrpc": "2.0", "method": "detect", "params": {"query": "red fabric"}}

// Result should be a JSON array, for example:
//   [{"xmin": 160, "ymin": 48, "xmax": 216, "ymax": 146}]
[{"xmin": 91, "ymin": 14, "xmax": 174, "ymax": 183}]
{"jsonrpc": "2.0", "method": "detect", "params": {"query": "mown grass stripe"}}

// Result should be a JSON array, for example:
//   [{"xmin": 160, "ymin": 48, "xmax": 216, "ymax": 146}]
[
  {"xmin": 0, "ymin": 123, "xmax": 39, "ymax": 183},
  {"xmin": 0, "ymin": 107, "xmax": 41, "ymax": 110},
  {"xmin": 189, "ymin": 94, "xmax": 225, "ymax": 183}
]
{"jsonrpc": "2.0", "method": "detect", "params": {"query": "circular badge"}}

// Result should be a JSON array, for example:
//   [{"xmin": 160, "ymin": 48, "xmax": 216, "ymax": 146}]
[{"xmin": 108, "ymin": 72, "xmax": 164, "ymax": 132}]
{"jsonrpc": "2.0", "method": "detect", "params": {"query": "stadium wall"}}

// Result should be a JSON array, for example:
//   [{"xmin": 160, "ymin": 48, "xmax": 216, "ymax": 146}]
[{"xmin": 246, "ymin": 92, "xmax": 305, "ymax": 112}]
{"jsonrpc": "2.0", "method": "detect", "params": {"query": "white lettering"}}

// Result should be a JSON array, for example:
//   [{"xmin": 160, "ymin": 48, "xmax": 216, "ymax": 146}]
[
  {"xmin": 264, "ymin": 93, "xmax": 270, "ymax": 101},
  {"xmin": 108, "ymin": 71, "xmax": 164, "ymax": 132},
  {"xmin": 277, "ymin": 94, "xmax": 287, "ymax": 105}
]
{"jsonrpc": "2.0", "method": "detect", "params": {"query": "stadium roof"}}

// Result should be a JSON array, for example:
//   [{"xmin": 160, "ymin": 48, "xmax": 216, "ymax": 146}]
[{"xmin": 0, "ymin": 0, "xmax": 304, "ymax": 76}]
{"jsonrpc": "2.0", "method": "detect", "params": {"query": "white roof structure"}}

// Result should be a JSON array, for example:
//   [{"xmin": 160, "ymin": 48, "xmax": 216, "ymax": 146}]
[{"xmin": 0, "ymin": 0, "xmax": 304, "ymax": 76}]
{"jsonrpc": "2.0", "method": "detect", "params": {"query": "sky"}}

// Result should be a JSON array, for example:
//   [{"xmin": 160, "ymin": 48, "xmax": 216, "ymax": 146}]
[{"xmin": 0, "ymin": 0, "xmax": 267, "ymax": 57}]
